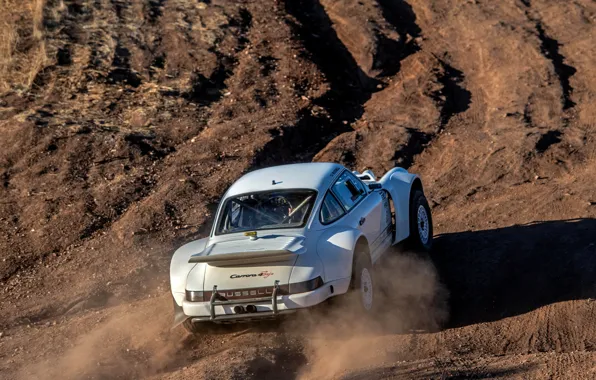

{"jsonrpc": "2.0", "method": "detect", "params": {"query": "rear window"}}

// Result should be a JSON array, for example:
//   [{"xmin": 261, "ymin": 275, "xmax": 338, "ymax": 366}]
[{"xmin": 216, "ymin": 190, "xmax": 316, "ymax": 235}]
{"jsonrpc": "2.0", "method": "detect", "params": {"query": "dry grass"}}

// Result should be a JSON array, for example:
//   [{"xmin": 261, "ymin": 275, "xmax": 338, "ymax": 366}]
[{"xmin": 0, "ymin": 0, "xmax": 48, "ymax": 94}]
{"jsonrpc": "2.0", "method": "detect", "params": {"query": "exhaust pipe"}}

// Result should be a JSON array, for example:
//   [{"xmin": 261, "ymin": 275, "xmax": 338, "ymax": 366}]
[
  {"xmin": 245, "ymin": 305, "xmax": 257, "ymax": 313},
  {"xmin": 233, "ymin": 305, "xmax": 246, "ymax": 314}
]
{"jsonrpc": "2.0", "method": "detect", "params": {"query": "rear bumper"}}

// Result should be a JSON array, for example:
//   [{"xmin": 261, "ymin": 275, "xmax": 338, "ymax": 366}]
[{"xmin": 179, "ymin": 277, "xmax": 350, "ymax": 324}]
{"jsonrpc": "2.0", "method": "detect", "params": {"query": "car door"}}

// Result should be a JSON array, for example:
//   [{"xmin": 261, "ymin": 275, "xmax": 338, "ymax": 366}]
[{"xmin": 331, "ymin": 171, "xmax": 387, "ymax": 263}]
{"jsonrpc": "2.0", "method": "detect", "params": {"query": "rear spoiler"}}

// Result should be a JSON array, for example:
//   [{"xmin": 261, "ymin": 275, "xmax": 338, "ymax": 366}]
[{"xmin": 188, "ymin": 249, "xmax": 297, "ymax": 266}]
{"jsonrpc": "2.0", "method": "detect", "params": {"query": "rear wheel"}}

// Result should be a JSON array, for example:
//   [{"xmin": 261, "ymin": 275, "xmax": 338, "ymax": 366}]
[
  {"xmin": 352, "ymin": 250, "xmax": 376, "ymax": 312},
  {"xmin": 183, "ymin": 318, "xmax": 207, "ymax": 334},
  {"xmin": 407, "ymin": 190, "xmax": 433, "ymax": 252}
]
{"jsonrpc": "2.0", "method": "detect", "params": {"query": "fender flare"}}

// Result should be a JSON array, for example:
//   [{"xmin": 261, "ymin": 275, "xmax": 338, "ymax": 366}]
[
  {"xmin": 316, "ymin": 227, "xmax": 369, "ymax": 284},
  {"xmin": 379, "ymin": 167, "xmax": 421, "ymax": 243},
  {"xmin": 170, "ymin": 238, "xmax": 208, "ymax": 306}
]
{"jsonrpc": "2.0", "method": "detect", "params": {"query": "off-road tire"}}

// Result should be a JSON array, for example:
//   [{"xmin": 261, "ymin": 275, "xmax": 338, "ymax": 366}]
[
  {"xmin": 352, "ymin": 251, "xmax": 376, "ymax": 313},
  {"xmin": 407, "ymin": 190, "xmax": 433, "ymax": 252},
  {"xmin": 183, "ymin": 318, "xmax": 207, "ymax": 334}
]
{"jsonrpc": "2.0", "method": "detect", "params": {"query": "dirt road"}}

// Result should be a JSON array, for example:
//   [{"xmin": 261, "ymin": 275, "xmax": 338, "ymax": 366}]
[{"xmin": 1, "ymin": 0, "xmax": 595, "ymax": 378}]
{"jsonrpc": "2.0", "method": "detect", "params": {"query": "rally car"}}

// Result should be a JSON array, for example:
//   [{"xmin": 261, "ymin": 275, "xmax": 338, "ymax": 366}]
[{"xmin": 170, "ymin": 162, "xmax": 433, "ymax": 332}]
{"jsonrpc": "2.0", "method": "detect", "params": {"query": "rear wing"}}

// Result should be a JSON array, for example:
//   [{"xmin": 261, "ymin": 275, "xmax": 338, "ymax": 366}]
[
  {"xmin": 353, "ymin": 169, "xmax": 384, "ymax": 190},
  {"xmin": 188, "ymin": 249, "xmax": 297, "ymax": 266},
  {"xmin": 353, "ymin": 169, "xmax": 377, "ymax": 182}
]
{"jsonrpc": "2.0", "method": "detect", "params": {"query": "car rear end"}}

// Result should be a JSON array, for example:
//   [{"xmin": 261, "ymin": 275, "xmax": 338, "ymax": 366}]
[{"xmin": 176, "ymin": 234, "xmax": 336, "ymax": 327}]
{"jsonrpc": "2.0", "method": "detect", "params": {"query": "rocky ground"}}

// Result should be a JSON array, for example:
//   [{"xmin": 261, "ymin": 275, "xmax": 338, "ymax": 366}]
[{"xmin": 1, "ymin": 0, "xmax": 595, "ymax": 378}]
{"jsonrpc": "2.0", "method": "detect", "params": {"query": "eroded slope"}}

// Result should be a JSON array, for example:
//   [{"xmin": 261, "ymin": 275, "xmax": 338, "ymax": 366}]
[{"xmin": 1, "ymin": 0, "xmax": 596, "ymax": 379}]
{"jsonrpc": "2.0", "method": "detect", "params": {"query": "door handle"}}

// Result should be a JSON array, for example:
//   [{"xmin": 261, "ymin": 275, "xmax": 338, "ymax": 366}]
[{"xmin": 359, "ymin": 217, "xmax": 366, "ymax": 226}]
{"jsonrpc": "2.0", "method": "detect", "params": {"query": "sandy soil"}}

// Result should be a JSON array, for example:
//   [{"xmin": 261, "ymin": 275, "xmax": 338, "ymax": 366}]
[{"xmin": 1, "ymin": 0, "xmax": 595, "ymax": 378}]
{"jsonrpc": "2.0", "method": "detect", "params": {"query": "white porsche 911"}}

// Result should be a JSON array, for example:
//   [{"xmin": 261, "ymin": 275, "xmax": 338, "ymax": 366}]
[{"xmin": 170, "ymin": 162, "xmax": 433, "ymax": 332}]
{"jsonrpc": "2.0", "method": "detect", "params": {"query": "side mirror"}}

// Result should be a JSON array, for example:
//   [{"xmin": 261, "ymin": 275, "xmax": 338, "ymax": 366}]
[{"xmin": 367, "ymin": 182, "xmax": 382, "ymax": 190}]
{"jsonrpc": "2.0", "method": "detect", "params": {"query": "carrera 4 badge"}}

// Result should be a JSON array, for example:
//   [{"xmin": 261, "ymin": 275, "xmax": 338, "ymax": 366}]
[{"xmin": 230, "ymin": 270, "xmax": 274, "ymax": 279}]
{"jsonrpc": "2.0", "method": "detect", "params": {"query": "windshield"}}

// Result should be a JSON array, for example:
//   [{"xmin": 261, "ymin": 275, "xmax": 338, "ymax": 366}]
[{"xmin": 216, "ymin": 190, "xmax": 317, "ymax": 235}]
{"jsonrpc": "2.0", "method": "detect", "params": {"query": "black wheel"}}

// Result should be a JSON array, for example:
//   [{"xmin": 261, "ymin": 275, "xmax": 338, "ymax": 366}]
[
  {"xmin": 183, "ymin": 318, "xmax": 208, "ymax": 334},
  {"xmin": 352, "ymin": 250, "xmax": 376, "ymax": 313},
  {"xmin": 407, "ymin": 190, "xmax": 433, "ymax": 252},
  {"xmin": 382, "ymin": 190, "xmax": 396, "ymax": 241}
]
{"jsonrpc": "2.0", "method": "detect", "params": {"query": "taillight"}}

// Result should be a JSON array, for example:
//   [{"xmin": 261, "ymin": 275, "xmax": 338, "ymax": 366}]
[
  {"xmin": 288, "ymin": 276, "xmax": 324, "ymax": 294},
  {"xmin": 185, "ymin": 290, "xmax": 204, "ymax": 302}
]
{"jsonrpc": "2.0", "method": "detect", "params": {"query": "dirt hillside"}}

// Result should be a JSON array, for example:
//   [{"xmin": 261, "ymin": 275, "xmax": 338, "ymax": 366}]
[{"xmin": 1, "ymin": 0, "xmax": 595, "ymax": 379}]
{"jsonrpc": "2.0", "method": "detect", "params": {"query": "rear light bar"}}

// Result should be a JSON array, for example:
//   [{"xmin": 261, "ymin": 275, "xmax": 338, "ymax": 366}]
[{"xmin": 185, "ymin": 276, "xmax": 324, "ymax": 302}]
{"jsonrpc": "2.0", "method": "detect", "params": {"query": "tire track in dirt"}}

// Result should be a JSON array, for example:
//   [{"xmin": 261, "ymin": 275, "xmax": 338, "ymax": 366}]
[
  {"xmin": 3, "ymin": 1, "xmax": 596, "ymax": 379},
  {"xmin": 0, "ymin": 0, "xmax": 335, "ymax": 329},
  {"xmin": 374, "ymin": 0, "xmax": 421, "ymax": 77},
  {"xmin": 43, "ymin": 1, "xmax": 250, "ymax": 242},
  {"xmin": 100, "ymin": 0, "xmax": 139, "ymax": 86},
  {"xmin": 379, "ymin": 4, "xmax": 473, "ymax": 169},
  {"xmin": 0, "ymin": 0, "xmax": 262, "ymax": 325},
  {"xmin": 311, "ymin": 0, "xmax": 471, "ymax": 173},
  {"xmin": 390, "ymin": 56, "xmax": 471, "ymax": 169},
  {"xmin": 146, "ymin": 0, "xmax": 166, "ymax": 24},
  {"xmin": 534, "ymin": 22, "xmax": 576, "ymax": 111},
  {"xmin": 519, "ymin": 0, "xmax": 578, "ymax": 153},
  {"xmin": 397, "ymin": 0, "xmax": 587, "ymax": 218},
  {"xmin": 377, "ymin": 0, "xmax": 422, "ymax": 39},
  {"xmin": 251, "ymin": 0, "xmax": 382, "ymax": 167},
  {"xmin": 185, "ymin": 7, "xmax": 252, "ymax": 106},
  {"xmin": 432, "ymin": 59, "xmax": 471, "ymax": 131},
  {"xmin": 520, "ymin": 0, "xmax": 577, "ymax": 111}
]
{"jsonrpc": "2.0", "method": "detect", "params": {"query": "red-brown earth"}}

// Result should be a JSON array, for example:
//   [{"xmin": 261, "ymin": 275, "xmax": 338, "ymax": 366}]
[{"xmin": 1, "ymin": 0, "xmax": 596, "ymax": 378}]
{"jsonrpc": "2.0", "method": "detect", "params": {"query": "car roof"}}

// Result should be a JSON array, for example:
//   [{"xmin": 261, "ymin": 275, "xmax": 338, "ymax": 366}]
[{"xmin": 225, "ymin": 162, "xmax": 344, "ymax": 197}]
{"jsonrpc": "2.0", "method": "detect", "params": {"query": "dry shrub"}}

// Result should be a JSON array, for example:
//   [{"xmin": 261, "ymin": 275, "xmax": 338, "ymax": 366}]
[{"xmin": 0, "ymin": 0, "xmax": 48, "ymax": 93}]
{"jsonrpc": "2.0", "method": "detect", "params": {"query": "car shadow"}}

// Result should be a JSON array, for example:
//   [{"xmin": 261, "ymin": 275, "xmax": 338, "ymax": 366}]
[
  {"xmin": 432, "ymin": 218, "xmax": 596, "ymax": 328},
  {"xmin": 343, "ymin": 361, "xmax": 536, "ymax": 380}
]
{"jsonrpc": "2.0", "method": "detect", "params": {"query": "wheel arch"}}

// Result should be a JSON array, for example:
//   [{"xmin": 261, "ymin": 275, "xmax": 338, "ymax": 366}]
[
  {"xmin": 316, "ymin": 227, "xmax": 369, "ymax": 285},
  {"xmin": 351, "ymin": 236, "xmax": 370, "ymax": 289},
  {"xmin": 354, "ymin": 235, "xmax": 370, "ymax": 258},
  {"xmin": 409, "ymin": 177, "xmax": 424, "ymax": 202},
  {"xmin": 380, "ymin": 168, "xmax": 421, "ymax": 243}
]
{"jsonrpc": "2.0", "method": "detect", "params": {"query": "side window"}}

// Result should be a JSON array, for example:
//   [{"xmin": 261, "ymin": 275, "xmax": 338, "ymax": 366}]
[
  {"xmin": 332, "ymin": 172, "xmax": 366, "ymax": 211},
  {"xmin": 347, "ymin": 172, "xmax": 367, "ymax": 195},
  {"xmin": 320, "ymin": 192, "xmax": 345, "ymax": 224}
]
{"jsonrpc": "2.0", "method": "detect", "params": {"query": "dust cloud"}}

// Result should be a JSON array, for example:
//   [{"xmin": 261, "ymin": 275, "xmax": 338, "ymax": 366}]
[
  {"xmin": 289, "ymin": 251, "xmax": 449, "ymax": 379},
  {"xmin": 18, "ymin": 296, "xmax": 188, "ymax": 380},
  {"xmin": 16, "ymin": 251, "xmax": 447, "ymax": 380}
]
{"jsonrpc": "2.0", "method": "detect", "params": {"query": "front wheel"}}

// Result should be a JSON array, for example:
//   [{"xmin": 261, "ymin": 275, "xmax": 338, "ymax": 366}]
[{"xmin": 407, "ymin": 190, "xmax": 433, "ymax": 252}]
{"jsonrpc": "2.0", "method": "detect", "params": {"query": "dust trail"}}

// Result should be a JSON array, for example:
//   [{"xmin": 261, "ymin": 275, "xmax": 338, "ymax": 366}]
[
  {"xmin": 16, "ymin": 252, "xmax": 447, "ymax": 379},
  {"xmin": 287, "ymin": 251, "xmax": 449, "ymax": 379},
  {"xmin": 18, "ymin": 295, "xmax": 189, "ymax": 380}
]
